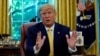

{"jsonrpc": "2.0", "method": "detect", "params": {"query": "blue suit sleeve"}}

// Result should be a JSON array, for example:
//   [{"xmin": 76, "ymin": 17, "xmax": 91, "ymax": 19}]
[{"xmin": 26, "ymin": 27, "xmax": 36, "ymax": 56}]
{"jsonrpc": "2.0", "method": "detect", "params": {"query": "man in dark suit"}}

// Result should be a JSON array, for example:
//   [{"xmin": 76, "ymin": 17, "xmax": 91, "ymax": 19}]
[{"xmin": 26, "ymin": 4, "xmax": 77, "ymax": 56}]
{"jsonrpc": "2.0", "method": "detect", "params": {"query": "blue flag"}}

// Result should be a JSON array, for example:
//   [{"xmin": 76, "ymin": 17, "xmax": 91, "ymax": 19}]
[{"xmin": 76, "ymin": 2, "xmax": 96, "ymax": 50}]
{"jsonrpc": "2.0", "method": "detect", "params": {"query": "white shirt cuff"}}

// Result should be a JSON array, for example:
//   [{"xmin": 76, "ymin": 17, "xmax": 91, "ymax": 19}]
[
  {"xmin": 68, "ymin": 46, "xmax": 77, "ymax": 53},
  {"xmin": 33, "ymin": 46, "xmax": 77, "ymax": 54},
  {"xmin": 33, "ymin": 45, "xmax": 40, "ymax": 54}
]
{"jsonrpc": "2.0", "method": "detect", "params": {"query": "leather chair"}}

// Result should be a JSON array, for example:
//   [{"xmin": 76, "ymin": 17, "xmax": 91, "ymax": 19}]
[{"xmin": 20, "ymin": 22, "xmax": 36, "ymax": 56}]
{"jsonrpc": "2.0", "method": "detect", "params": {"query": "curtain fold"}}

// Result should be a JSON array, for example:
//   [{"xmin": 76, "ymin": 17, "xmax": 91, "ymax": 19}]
[
  {"xmin": 56, "ymin": 0, "xmax": 97, "ymax": 55},
  {"xmin": 0, "ymin": 0, "xmax": 10, "ymax": 34},
  {"xmin": 56, "ymin": 0, "xmax": 76, "ymax": 30}
]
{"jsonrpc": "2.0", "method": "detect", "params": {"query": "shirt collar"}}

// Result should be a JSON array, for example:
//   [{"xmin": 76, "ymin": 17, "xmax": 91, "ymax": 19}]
[{"xmin": 45, "ymin": 24, "xmax": 55, "ymax": 31}]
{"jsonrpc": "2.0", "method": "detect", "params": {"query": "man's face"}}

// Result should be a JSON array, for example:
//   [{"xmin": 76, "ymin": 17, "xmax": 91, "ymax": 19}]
[{"xmin": 40, "ymin": 8, "xmax": 56, "ymax": 27}]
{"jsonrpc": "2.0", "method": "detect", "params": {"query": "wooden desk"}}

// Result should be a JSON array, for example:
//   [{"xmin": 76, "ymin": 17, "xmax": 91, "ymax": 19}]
[
  {"xmin": 72, "ymin": 55, "xmax": 96, "ymax": 56},
  {"xmin": 0, "ymin": 47, "xmax": 20, "ymax": 56},
  {"xmin": 72, "ymin": 46, "xmax": 86, "ymax": 55},
  {"xmin": 72, "ymin": 46, "xmax": 96, "ymax": 56}
]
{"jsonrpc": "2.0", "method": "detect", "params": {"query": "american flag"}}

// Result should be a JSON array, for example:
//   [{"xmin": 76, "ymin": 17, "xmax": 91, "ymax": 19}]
[{"xmin": 77, "ymin": 0, "xmax": 86, "ymax": 11}]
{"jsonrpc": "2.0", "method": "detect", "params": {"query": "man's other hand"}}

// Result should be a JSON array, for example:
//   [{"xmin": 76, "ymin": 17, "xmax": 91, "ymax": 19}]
[{"xmin": 36, "ymin": 31, "xmax": 46, "ymax": 50}]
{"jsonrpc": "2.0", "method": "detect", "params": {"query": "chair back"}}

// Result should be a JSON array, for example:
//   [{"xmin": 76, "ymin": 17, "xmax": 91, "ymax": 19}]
[{"xmin": 20, "ymin": 22, "xmax": 36, "ymax": 56}]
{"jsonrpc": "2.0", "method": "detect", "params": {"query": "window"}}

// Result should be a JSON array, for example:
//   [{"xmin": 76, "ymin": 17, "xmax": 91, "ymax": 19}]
[{"xmin": 9, "ymin": 0, "xmax": 55, "ymax": 41}]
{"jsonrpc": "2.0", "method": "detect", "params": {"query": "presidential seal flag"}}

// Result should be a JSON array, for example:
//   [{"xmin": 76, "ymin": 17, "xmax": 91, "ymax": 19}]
[{"xmin": 76, "ymin": 0, "xmax": 96, "ymax": 51}]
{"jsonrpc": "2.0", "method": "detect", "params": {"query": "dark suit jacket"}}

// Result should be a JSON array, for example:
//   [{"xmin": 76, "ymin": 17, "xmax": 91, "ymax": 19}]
[{"xmin": 26, "ymin": 22, "xmax": 71, "ymax": 56}]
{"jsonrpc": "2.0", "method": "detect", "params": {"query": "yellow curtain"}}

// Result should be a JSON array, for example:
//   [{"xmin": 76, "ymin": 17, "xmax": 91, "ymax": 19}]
[
  {"xmin": 0, "ymin": 0, "xmax": 10, "ymax": 34},
  {"xmin": 56, "ymin": 0, "xmax": 76, "ymax": 30},
  {"xmin": 56, "ymin": 0, "xmax": 98, "ymax": 55},
  {"xmin": 86, "ymin": 41, "xmax": 97, "ymax": 55}
]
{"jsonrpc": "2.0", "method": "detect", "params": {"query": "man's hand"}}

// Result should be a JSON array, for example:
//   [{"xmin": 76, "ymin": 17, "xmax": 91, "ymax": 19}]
[
  {"xmin": 35, "ymin": 31, "xmax": 46, "ymax": 50},
  {"xmin": 66, "ymin": 31, "xmax": 77, "ymax": 50}
]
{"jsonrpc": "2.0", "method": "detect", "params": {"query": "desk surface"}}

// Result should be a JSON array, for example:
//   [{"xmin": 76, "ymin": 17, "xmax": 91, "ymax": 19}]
[
  {"xmin": 72, "ymin": 55, "xmax": 96, "ymax": 56},
  {"xmin": 0, "ymin": 47, "xmax": 20, "ymax": 56},
  {"xmin": 0, "ymin": 47, "xmax": 19, "ymax": 49},
  {"xmin": 0, "ymin": 46, "xmax": 97, "ymax": 56}
]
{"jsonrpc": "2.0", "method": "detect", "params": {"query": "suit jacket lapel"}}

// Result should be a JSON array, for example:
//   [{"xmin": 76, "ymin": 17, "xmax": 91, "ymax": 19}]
[
  {"xmin": 54, "ymin": 23, "xmax": 61, "ymax": 39},
  {"xmin": 38, "ymin": 23, "xmax": 47, "ymax": 36}
]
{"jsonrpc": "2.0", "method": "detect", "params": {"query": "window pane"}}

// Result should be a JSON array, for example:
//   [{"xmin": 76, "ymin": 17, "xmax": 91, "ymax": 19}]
[
  {"xmin": 12, "ymin": 22, "xmax": 22, "ymax": 40},
  {"xmin": 12, "ymin": 0, "xmax": 22, "ymax": 22}
]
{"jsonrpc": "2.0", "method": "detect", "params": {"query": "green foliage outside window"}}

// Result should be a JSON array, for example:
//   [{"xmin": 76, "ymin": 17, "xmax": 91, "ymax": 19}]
[{"xmin": 10, "ymin": 0, "xmax": 51, "ymax": 41}]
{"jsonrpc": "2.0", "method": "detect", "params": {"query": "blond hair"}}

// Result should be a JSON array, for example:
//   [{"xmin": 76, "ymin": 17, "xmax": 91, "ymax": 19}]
[{"xmin": 39, "ymin": 4, "xmax": 55, "ymax": 12}]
